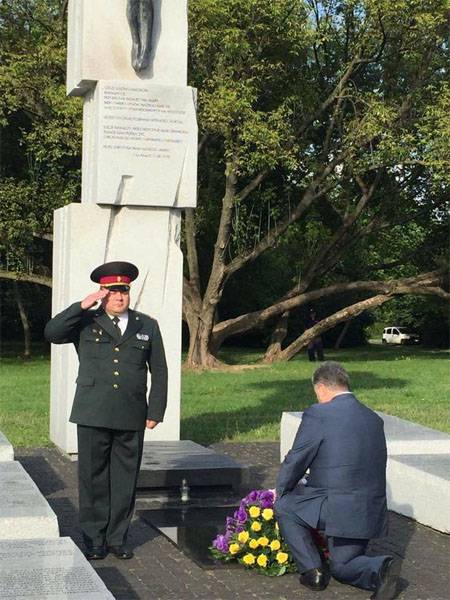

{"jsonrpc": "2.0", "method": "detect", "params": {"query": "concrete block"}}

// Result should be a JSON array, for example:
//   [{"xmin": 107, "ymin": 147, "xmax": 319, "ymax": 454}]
[
  {"xmin": 0, "ymin": 431, "xmax": 14, "ymax": 461},
  {"xmin": 0, "ymin": 537, "xmax": 114, "ymax": 599},
  {"xmin": 376, "ymin": 412, "xmax": 450, "ymax": 455},
  {"xmin": 67, "ymin": 0, "xmax": 188, "ymax": 95},
  {"xmin": 82, "ymin": 81, "xmax": 197, "ymax": 208},
  {"xmin": 0, "ymin": 462, "xmax": 59, "ymax": 539},
  {"xmin": 50, "ymin": 204, "xmax": 182, "ymax": 454},
  {"xmin": 387, "ymin": 454, "xmax": 450, "ymax": 534}
]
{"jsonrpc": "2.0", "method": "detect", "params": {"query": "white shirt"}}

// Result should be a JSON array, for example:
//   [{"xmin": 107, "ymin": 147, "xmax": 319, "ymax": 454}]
[{"xmin": 108, "ymin": 311, "xmax": 129, "ymax": 335}]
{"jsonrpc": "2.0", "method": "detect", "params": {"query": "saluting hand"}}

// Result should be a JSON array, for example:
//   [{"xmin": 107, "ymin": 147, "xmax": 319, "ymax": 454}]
[
  {"xmin": 146, "ymin": 420, "xmax": 158, "ymax": 429},
  {"xmin": 80, "ymin": 289, "xmax": 109, "ymax": 310}
]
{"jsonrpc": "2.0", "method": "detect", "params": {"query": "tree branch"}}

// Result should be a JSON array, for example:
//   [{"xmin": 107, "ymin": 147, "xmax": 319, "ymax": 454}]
[{"xmin": 0, "ymin": 270, "xmax": 52, "ymax": 288}]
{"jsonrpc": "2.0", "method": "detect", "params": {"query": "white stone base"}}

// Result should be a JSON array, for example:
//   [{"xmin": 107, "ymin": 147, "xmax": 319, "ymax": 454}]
[
  {"xmin": 387, "ymin": 454, "xmax": 450, "ymax": 534},
  {"xmin": 50, "ymin": 203, "xmax": 182, "ymax": 454},
  {"xmin": 0, "ymin": 431, "xmax": 13, "ymax": 461},
  {"xmin": 280, "ymin": 410, "xmax": 450, "ymax": 533},
  {"xmin": 0, "ymin": 537, "xmax": 114, "ymax": 599},
  {"xmin": 0, "ymin": 462, "xmax": 59, "ymax": 539}
]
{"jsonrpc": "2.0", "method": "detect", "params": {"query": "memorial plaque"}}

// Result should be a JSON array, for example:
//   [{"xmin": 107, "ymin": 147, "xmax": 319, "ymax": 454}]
[
  {"xmin": 0, "ymin": 431, "xmax": 13, "ymax": 461},
  {"xmin": 67, "ymin": 0, "xmax": 188, "ymax": 95},
  {"xmin": 0, "ymin": 462, "xmax": 59, "ymax": 539},
  {"xmin": 82, "ymin": 81, "xmax": 197, "ymax": 208},
  {"xmin": 0, "ymin": 538, "xmax": 114, "ymax": 599}
]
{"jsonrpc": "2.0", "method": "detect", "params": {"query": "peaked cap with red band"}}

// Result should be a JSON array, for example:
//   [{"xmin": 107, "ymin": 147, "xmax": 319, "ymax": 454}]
[{"xmin": 90, "ymin": 261, "xmax": 139, "ymax": 291}]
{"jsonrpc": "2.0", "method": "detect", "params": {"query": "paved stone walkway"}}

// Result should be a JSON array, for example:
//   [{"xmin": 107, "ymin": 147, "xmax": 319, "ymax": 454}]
[{"xmin": 16, "ymin": 443, "xmax": 450, "ymax": 600}]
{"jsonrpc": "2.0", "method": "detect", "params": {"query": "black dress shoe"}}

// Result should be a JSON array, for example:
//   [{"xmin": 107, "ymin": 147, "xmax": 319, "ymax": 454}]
[
  {"xmin": 371, "ymin": 557, "xmax": 401, "ymax": 600},
  {"xmin": 107, "ymin": 545, "xmax": 134, "ymax": 559},
  {"xmin": 299, "ymin": 566, "xmax": 330, "ymax": 592},
  {"xmin": 85, "ymin": 546, "xmax": 107, "ymax": 560}
]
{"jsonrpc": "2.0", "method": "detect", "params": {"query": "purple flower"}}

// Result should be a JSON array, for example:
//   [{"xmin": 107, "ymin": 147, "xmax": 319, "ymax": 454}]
[
  {"xmin": 226, "ymin": 516, "xmax": 235, "ymax": 531},
  {"xmin": 243, "ymin": 490, "xmax": 259, "ymax": 505},
  {"xmin": 234, "ymin": 506, "xmax": 248, "ymax": 523},
  {"xmin": 259, "ymin": 490, "xmax": 274, "ymax": 508},
  {"xmin": 235, "ymin": 524, "xmax": 244, "ymax": 533},
  {"xmin": 212, "ymin": 534, "xmax": 229, "ymax": 554}
]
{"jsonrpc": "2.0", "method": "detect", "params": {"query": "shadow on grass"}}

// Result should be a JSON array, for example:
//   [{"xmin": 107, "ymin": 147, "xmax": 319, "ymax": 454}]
[{"xmin": 182, "ymin": 371, "xmax": 407, "ymax": 446}]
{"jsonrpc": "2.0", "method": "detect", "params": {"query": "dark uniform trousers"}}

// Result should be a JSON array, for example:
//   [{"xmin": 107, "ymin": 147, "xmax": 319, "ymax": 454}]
[{"xmin": 77, "ymin": 425, "xmax": 145, "ymax": 548}]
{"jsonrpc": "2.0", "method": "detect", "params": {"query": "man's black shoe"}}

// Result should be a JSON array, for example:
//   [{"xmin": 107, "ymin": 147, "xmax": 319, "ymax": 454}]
[
  {"xmin": 85, "ymin": 546, "xmax": 107, "ymax": 560},
  {"xmin": 371, "ymin": 557, "xmax": 401, "ymax": 600},
  {"xmin": 107, "ymin": 545, "xmax": 134, "ymax": 560},
  {"xmin": 299, "ymin": 566, "xmax": 330, "ymax": 592}
]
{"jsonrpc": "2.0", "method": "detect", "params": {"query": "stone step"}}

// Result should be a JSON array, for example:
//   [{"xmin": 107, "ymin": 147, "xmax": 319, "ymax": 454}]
[
  {"xmin": 0, "ymin": 537, "xmax": 114, "ymax": 599},
  {"xmin": 0, "ymin": 462, "xmax": 59, "ymax": 539},
  {"xmin": 137, "ymin": 440, "xmax": 247, "ymax": 490}
]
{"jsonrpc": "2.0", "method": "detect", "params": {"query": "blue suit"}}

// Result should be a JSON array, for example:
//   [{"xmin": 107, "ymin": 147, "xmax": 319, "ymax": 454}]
[{"xmin": 275, "ymin": 392, "xmax": 390, "ymax": 591}]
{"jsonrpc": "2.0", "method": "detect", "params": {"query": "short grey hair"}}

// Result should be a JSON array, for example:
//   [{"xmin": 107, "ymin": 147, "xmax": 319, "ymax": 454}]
[{"xmin": 312, "ymin": 361, "xmax": 350, "ymax": 389}]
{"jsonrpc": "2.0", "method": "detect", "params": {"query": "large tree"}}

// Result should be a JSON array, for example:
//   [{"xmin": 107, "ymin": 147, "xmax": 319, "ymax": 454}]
[{"xmin": 184, "ymin": 0, "xmax": 449, "ymax": 367}]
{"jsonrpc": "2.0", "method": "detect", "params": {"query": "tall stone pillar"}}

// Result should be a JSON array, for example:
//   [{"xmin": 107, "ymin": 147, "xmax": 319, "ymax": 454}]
[{"xmin": 50, "ymin": 0, "xmax": 197, "ymax": 454}]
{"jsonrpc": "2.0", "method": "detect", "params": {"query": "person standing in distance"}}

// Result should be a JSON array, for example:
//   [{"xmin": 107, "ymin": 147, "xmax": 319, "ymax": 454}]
[
  {"xmin": 275, "ymin": 361, "xmax": 401, "ymax": 599},
  {"xmin": 45, "ymin": 261, "xmax": 168, "ymax": 560}
]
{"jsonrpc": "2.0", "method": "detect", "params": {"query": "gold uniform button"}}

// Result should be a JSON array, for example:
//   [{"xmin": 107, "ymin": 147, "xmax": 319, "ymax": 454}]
[
  {"xmin": 113, "ymin": 384, "xmax": 119, "ymax": 389},
  {"xmin": 114, "ymin": 347, "xmax": 120, "ymax": 352},
  {"xmin": 95, "ymin": 338, "xmax": 100, "ymax": 342},
  {"xmin": 114, "ymin": 371, "xmax": 120, "ymax": 376},
  {"xmin": 113, "ymin": 359, "xmax": 119, "ymax": 364}
]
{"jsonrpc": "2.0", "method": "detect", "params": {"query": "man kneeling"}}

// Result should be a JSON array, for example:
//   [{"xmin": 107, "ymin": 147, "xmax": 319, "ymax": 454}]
[{"xmin": 275, "ymin": 362, "xmax": 400, "ymax": 599}]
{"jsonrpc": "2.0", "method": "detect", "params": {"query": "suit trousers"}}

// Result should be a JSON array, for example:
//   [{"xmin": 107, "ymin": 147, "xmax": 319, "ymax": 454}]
[
  {"xmin": 77, "ymin": 425, "xmax": 145, "ymax": 548},
  {"xmin": 275, "ymin": 496, "xmax": 388, "ymax": 591}
]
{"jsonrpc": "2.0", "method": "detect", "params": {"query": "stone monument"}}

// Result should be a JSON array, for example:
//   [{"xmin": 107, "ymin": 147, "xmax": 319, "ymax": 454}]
[{"xmin": 50, "ymin": 0, "xmax": 197, "ymax": 454}]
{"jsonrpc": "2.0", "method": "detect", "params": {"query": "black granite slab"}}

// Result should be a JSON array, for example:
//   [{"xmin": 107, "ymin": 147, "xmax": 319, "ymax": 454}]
[
  {"xmin": 137, "ymin": 441, "xmax": 248, "ymax": 490},
  {"xmin": 138, "ymin": 506, "xmax": 240, "ymax": 568}
]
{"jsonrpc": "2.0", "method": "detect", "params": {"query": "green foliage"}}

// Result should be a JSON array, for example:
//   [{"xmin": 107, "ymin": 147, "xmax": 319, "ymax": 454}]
[{"xmin": 0, "ymin": 0, "xmax": 82, "ymax": 269}]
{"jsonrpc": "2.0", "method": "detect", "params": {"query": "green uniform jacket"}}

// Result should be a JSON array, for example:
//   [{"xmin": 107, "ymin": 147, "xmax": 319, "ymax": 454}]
[{"xmin": 45, "ymin": 302, "xmax": 168, "ymax": 430}]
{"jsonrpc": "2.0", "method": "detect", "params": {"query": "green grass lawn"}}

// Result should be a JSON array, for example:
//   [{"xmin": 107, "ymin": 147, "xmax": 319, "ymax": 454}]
[{"xmin": 0, "ymin": 344, "xmax": 449, "ymax": 447}]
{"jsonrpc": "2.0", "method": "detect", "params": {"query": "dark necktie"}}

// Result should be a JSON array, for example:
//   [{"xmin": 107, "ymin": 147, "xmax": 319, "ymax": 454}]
[{"xmin": 112, "ymin": 316, "xmax": 122, "ymax": 337}]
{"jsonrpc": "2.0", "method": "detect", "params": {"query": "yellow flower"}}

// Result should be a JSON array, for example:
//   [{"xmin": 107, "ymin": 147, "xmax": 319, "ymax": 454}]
[
  {"xmin": 257, "ymin": 554, "xmax": 268, "ymax": 568},
  {"xmin": 262, "ymin": 508, "xmax": 274, "ymax": 521},
  {"xmin": 275, "ymin": 522, "xmax": 279, "ymax": 531},
  {"xmin": 229, "ymin": 543, "xmax": 240, "ymax": 555},
  {"xmin": 237, "ymin": 530, "xmax": 249, "ymax": 543},
  {"xmin": 276, "ymin": 551, "xmax": 288, "ymax": 564},
  {"xmin": 243, "ymin": 553, "xmax": 256, "ymax": 565},
  {"xmin": 270, "ymin": 540, "xmax": 281, "ymax": 551},
  {"xmin": 249, "ymin": 538, "xmax": 259, "ymax": 549},
  {"xmin": 251, "ymin": 521, "xmax": 262, "ymax": 532},
  {"xmin": 257, "ymin": 536, "xmax": 269, "ymax": 547},
  {"xmin": 249, "ymin": 506, "xmax": 261, "ymax": 518}
]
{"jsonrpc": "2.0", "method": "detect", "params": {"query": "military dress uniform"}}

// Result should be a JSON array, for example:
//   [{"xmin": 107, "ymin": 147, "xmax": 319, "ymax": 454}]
[{"xmin": 45, "ymin": 262, "xmax": 168, "ymax": 556}]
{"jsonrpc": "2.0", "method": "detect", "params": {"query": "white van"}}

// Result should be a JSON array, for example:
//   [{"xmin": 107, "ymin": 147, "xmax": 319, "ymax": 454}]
[{"xmin": 382, "ymin": 327, "xmax": 420, "ymax": 345}]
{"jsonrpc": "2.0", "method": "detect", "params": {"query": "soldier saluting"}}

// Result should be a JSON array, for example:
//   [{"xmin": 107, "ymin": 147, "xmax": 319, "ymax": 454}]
[{"xmin": 45, "ymin": 261, "xmax": 167, "ymax": 560}]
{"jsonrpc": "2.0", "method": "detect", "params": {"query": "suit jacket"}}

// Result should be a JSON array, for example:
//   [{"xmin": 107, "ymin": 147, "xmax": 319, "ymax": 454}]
[
  {"xmin": 45, "ymin": 302, "xmax": 168, "ymax": 431},
  {"xmin": 276, "ymin": 393, "xmax": 388, "ymax": 539}
]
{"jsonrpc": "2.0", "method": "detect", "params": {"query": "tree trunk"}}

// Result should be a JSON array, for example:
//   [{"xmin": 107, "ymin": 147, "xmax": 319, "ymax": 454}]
[
  {"xmin": 263, "ymin": 311, "xmax": 289, "ymax": 362},
  {"xmin": 13, "ymin": 281, "xmax": 31, "ymax": 359},
  {"xmin": 334, "ymin": 319, "xmax": 352, "ymax": 350}
]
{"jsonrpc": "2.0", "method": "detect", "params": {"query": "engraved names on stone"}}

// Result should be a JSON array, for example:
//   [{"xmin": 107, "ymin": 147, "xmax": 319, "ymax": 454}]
[{"xmin": 0, "ymin": 538, "xmax": 114, "ymax": 599}]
